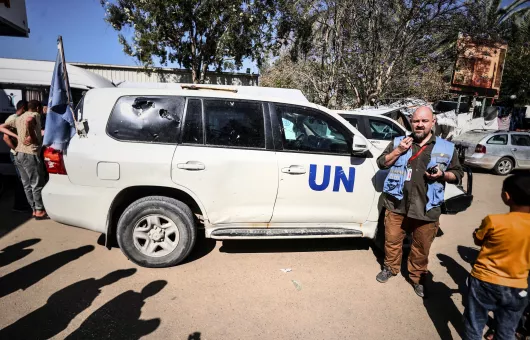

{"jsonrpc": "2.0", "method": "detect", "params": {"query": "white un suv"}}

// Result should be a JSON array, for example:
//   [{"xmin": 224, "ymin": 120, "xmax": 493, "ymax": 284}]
[{"xmin": 42, "ymin": 86, "xmax": 472, "ymax": 267}]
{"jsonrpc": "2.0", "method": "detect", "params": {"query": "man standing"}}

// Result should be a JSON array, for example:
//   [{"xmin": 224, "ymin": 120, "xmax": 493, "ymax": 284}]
[
  {"xmin": 0, "ymin": 100, "xmax": 47, "ymax": 219},
  {"xmin": 2, "ymin": 100, "xmax": 31, "ymax": 212},
  {"xmin": 375, "ymin": 106, "xmax": 463, "ymax": 297}
]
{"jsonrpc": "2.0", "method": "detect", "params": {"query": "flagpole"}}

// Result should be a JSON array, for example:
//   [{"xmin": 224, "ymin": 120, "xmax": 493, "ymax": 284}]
[{"xmin": 57, "ymin": 36, "xmax": 78, "ymax": 128}]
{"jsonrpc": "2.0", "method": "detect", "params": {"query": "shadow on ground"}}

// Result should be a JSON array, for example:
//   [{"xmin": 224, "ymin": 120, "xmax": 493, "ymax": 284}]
[
  {"xmin": 0, "ymin": 268, "xmax": 137, "ymax": 339},
  {"xmin": 423, "ymin": 249, "xmax": 478, "ymax": 340},
  {"xmin": 0, "ymin": 245, "xmax": 94, "ymax": 298},
  {"xmin": 0, "ymin": 238, "xmax": 40, "ymax": 267},
  {"xmin": 371, "ymin": 240, "xmax": 471, "ymax": 340},
  {"xmin": 188, "ymin": 332, "xmax": 202, "ymax": 340},
  {"xmin": 65, "ymin": 280, "xmax": 167, "ymax": 339},
  {"xmin": 220, "ymin": 237, "xmax": 370, "ymax": 254},
  {"xmin": 0, "ymin": 179, "xmax": 33, "ymax": 239}
]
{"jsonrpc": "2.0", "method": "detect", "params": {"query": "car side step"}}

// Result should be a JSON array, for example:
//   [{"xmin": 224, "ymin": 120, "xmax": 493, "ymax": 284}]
[{"xmin": 210, "ymin": 228, "xmax": 363, "ymax": 239}]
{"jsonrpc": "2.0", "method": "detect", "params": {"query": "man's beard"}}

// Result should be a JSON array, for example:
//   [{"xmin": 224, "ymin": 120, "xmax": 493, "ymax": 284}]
[{"xmin": 413, "ymin": 129, "xmax": 429, "ymax": 141}]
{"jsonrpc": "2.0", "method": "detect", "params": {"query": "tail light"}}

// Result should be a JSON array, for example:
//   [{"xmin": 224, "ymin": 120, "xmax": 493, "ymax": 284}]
[
  {"xmin": 475, "ymin": 144, "xmax": 486, "ymax": 154},
  {"xmin": 43, "ymin": 147, "xmax": 67, "ymax": 175}
]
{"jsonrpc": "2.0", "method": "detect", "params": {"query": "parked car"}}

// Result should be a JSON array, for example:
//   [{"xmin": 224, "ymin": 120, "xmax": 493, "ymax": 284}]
[
  {"xmin": 453, "ymin": 130, "xmax": 530, "ymax": 175},
  {"xmin": 42, "ymin": 86, "xmax": 472, "ymax": 268},
  {"xmin": 335, "ymin": 110, "xmax": 410, "ymax": 150}
]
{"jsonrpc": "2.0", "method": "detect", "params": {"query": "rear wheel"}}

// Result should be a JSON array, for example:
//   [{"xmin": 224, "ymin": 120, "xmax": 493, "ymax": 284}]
[
  {"xmin": 117, "ymin": 196, "xmax": 196, "ymax": 268},
  {"xmin": 493, "ymin": 157, "xmax": 514, "ymax": 176}
]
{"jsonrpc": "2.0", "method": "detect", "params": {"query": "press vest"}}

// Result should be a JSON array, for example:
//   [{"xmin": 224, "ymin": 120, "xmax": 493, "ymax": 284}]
[{"xmin": 383, "ymin": 136, "xmax": 455, "ymax": 211}]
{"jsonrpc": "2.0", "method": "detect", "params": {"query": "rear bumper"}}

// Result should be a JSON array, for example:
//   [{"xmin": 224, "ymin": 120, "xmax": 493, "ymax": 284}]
[
  {"xmin": 42, "ymin": 175, "xmax": 118, "ymax": 234},
  {"xmin": 464, "ymin": 154, "xmax": 499, "ymax": 169}
]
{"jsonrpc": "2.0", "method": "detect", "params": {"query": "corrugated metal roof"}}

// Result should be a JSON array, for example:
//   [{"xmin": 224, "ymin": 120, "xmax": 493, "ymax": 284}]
[{"xmin": 0, "ymin": 58, "xmax": 114, "ymax": 89}]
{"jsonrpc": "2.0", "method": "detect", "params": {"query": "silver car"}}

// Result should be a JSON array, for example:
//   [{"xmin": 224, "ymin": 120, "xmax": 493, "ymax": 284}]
[{"xmin": 453, "ymin": 130, "xmax": 530, "ymax": 175}]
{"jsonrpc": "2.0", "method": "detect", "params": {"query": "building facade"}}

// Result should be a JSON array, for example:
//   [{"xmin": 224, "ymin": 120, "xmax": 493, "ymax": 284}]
[{"xmin": 71, "ymin": 63, "xmax": 259, "ymax": 87}]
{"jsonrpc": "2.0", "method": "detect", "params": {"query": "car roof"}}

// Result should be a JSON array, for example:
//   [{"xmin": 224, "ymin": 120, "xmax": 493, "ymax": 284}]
[
  {"xmin": 87, "ymin": 86, "xmax": 318, "ymax": 111},
  {"xmin": 117, "ymin": 82, "xmax": 310, "ymax": 103}
]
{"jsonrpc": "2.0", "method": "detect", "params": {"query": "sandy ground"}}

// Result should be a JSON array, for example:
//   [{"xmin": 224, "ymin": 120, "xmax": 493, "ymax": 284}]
[{"xmin": 0, "ymin": 173, "xmax": 509, "ymax": 340}]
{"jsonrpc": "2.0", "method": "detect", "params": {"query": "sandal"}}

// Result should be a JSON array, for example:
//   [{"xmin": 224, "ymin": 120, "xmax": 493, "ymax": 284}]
[{"xmin": 35, "ymin": 212, "xmax": 49, "ymax": 220}]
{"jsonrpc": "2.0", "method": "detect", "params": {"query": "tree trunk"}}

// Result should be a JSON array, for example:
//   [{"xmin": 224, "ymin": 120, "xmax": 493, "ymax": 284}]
[
  {"xmin": 200, "ymin": 62, "xmax": 208, "ymax": 84},
  {"xmin": 191, "ymin": 68, "xmax": 199, "ymax": 84}
]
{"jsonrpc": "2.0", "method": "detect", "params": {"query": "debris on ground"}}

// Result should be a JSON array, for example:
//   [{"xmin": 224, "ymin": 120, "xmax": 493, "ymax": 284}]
[
  {"xmin": 292, "ymin": 280, "xmax": 302, "ymax": 291},
  {"xmin": 280, "ymin": 268, "xmax": 292, "ymax": 273}
]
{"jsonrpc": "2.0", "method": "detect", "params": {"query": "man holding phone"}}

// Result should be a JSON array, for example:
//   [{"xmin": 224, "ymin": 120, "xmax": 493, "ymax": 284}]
[{"xmin": 375, "ymin": 106, "xmax": 463, "ymax": 297}]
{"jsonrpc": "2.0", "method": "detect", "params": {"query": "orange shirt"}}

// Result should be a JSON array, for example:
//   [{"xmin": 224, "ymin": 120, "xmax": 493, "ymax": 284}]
[{"xmin": 471, "ymin": 212, "xmax": 530, "ymax": 289}]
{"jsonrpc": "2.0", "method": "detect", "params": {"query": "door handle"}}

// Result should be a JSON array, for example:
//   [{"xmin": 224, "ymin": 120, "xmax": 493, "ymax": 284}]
[
  {"xmin": 282, "ymin": 165, "xmax": 306, "ymax": 174},
  {"xmin": 177, "ymin": 161, "xmax": 205, "ymax": 171},
  {"xmin": 511, "ymin": 148, "xmax": 517, "ymax": 151}
]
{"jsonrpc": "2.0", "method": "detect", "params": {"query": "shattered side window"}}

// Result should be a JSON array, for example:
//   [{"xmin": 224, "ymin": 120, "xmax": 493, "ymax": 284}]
[
  {"xmin": 203, "ymin": 99, "xmax": 265, "ymax": 148},
  {"xmin": 107, "ymin": 96, "xmax": 185, "ymax": 143}
]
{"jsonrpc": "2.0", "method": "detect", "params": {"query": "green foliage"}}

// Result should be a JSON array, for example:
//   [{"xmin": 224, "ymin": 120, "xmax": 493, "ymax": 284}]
[{"xmin": 101, "ymin": 0, "xmax": 287, "ymax": 83}]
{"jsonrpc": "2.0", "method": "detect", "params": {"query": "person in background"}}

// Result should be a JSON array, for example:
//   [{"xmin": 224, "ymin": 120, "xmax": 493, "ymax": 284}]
[
  {"xmin": 375, "ymin": 106, "xmax": 463, "ymax": 298},
  {"xmin": 463, "ymin": 174, "xmax": 530, "ymax": 340},
  {"xmin": 2, "ymin": 100, "xmax": 32, "ymax": 212},
  {"xmin": 0, "ymin": 100, "xmax": 47, "ymax": 219},
  {"xmin": 39, "ymin": 100, "xmax": 49, "ymax": 183},
  {"xmin": 40, "ymin": 100, "xmax": 47, "ymax": 135}
]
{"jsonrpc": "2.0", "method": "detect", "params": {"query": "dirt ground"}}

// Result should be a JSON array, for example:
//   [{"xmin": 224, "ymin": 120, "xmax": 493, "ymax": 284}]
[{"xmin": 0, "ymin": 173, "xmax": 509, "ymax": 339}]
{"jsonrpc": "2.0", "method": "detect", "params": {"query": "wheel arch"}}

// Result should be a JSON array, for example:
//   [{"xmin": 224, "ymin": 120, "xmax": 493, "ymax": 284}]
[{"xmin": 105, "ymin": 185, "xmax": 207, "ymax": 248}]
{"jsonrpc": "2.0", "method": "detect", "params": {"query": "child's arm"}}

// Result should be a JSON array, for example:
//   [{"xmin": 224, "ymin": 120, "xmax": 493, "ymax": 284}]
[{"xmin": 473, "ymin": 216, "xmax": 493, "ymax": 247}]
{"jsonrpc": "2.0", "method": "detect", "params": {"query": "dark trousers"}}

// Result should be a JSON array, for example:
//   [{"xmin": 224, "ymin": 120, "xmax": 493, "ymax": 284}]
[
  {"xmin": 383, "ymin": 210, "xmax": 439, "ymax": 284},
  {"xmin": 464, "ymin": 276, "xmax": 528, "ymax": 340},
  {"xmin": 9, "ymin": 153, "xmax": 31, "ymax": 210}
]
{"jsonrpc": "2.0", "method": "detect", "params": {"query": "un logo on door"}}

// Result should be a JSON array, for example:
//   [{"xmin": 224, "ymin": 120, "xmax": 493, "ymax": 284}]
[{"xmin": 308, "ymin": 164, "xmax": 356, "ymax": 192}]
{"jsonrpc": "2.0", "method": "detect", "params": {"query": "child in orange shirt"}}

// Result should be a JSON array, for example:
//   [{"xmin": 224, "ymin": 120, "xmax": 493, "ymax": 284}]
[{"xmin": 464, "ymin": 174, "xmax": 530, "ymax": 340}]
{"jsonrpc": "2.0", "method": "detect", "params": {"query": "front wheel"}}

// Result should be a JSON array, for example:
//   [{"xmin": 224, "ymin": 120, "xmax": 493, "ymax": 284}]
[
  {"xmin": 493, "ymin": 157, "xmax": 514, "ymax": 176},
  {"xmin": 117, "ymin": 196, "xmax": 196, "ymax": 268}
]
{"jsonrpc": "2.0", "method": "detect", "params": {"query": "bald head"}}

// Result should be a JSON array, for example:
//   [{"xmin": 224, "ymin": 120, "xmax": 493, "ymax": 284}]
[
  {"xmin": 413, "ymin": 106, "xmax": 434, "ymax": 119},
  {"xmin": 411, "ymin": 106, "xmax": 435, "ymax": 141}
]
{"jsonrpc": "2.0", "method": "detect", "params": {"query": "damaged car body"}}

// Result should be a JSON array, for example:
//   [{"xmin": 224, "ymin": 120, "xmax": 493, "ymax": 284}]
[{"xmin": 42, "ymin": 86, "xmax": 474, "ymax": 267}]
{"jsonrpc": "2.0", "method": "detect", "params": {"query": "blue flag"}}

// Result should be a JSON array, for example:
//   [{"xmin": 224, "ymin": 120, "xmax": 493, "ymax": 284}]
[{"xmin": 43, "ymin": 50, "xmax": 76, "ymax": 151}]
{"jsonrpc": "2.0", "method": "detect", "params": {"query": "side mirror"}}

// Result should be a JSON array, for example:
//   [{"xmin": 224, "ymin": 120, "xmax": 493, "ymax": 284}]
[{"xmin": 351, "ymin": 134, "xmax": 369, "ymax": 155}]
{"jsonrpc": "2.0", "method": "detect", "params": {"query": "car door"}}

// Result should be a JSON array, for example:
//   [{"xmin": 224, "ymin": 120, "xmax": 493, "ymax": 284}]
[
  {"xmin": 365, "ymin": 116, "xmax": 406, "ymax": 151},
  {"xmin": 270, "ymin": 103, "xmax": 375, "ymax": 224},
  {"xmin": 171, "ymin": 98, "xmax": 278, "ymax": 224},
  {"xmin": 510, "ymin": 134, "xmax": 530, "ymax": 168}
]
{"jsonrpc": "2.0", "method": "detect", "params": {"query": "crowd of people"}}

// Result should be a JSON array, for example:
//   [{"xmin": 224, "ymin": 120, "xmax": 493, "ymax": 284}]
[
  {"xmin": 376, "ymin": 106, "xmax": 530, "ymax": 339},
  {"xmin": 0, "ymin": 99, "xmax": 48, "ymax": 219}
]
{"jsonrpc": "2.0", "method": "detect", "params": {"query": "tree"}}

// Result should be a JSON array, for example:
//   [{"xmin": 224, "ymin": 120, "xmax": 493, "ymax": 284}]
[
  {"xmin": 500, "ymin": 19, "xmax": 530, "ymax": 103},
  {"xmin": 278, "ymin": 0, "xmax": 463, "ymax": 106},
  {"xmin": 260, "ymin": 54, "xmax": 349, "ymax": 108},
  {"xmin": 101, "ymin": 0, "xmax": 287, "ymax": 83},
  {"xmin": 497, "ymin": 0, "xmax": 530, "ymax": 24}
]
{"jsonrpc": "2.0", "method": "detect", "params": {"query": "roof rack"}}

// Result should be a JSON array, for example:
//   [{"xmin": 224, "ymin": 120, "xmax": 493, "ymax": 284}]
[{"xmin": 180, "ymin": 84, "xmax": 238, "ymax": 93}]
